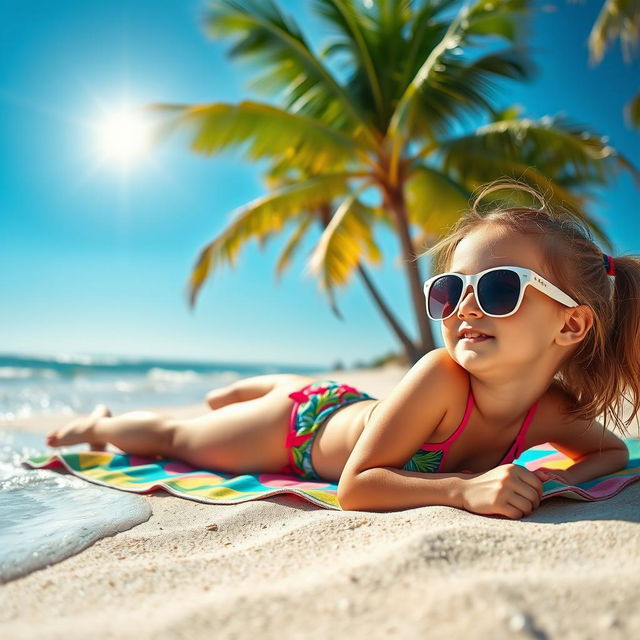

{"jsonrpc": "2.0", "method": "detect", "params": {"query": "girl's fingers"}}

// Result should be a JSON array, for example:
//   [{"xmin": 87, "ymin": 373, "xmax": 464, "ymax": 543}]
[
  {"xmin": 504, "ymin": 505, "xmax": 526, "ymax": 520},
  {"xmin": 507, "ymin": 491, "xmax": 536, "ymax": 517},
  {"xmin": 511, "ymin": 480, "xmax": 541, "ymax": 512},
  {"xmin": 519, "ymin": 469, "xmax": 544, "ymax": 498},
  {"xmin": 501, "ymin": 468, "xmax": 543, "ymax": 515},
  {"xmin": 534, "ymin": 468, "xmax": 569, "ymax": 484}
]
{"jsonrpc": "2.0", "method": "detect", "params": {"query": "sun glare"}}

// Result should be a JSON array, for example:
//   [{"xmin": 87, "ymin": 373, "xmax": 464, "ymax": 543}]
[{"xmin": 92, "ymin": 106, "xmax": 153, "ymax": 169}]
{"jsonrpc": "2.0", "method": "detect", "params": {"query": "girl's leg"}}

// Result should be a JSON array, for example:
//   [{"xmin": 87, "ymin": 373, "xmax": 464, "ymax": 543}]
[
  {"xmin": 46, "ymin": 404, "xmax": 112, "ymax": 452},
  {"xmin": 46, "ymin": 405, "xmax": 176, "ymax": 458},
  {"xmin": 173, "ymin": 374, "xmax": 317, "ymax": 473},
  {"xmin": 47, "ymin": 373, "xmax": 316, "ymax": 474},
  {"xmin": 204, "ymin": 373, "xmax": 313, "ymax": 409}
]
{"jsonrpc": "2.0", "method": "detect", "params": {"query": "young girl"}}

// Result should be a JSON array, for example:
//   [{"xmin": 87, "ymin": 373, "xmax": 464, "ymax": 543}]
[{"xmin": 46, "ymin": 180, "xmax": 638, "ymax": 519}]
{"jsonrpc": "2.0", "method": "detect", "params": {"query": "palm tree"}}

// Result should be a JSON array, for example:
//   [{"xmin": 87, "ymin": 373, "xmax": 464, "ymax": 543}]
[
  {"xmin": 588, "ymin": 0, "xmax": 640, "ymax": 128},
  {"xmin": 152, "ymin": 0, "xmax": 638, "ymax": 364}
]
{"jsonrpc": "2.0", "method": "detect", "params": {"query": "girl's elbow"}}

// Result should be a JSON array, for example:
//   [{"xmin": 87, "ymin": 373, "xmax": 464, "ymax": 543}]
[
  {"xmin": 601, "ymin": 446, "xmax": 630, "ymax": 476},
  {"xmin": 337, "ymin": 476, "xmax": 368, "ymax": 511},
  {"xmin": 338, "ymin": 499, "xmax": 359, "ymax": 511},
  {"xmin": 614, "ymin": 446, "xmax": 630, "ymax": 469},
  {"xmin": 337, "ymin": 482, "xmax": 358, "ymax": 511}
]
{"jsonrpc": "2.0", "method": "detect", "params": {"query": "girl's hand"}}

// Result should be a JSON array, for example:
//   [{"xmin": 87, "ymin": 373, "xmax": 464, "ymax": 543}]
[
  {"xmin": 461, "ymin": 464, "xmax": 544, "ymax": 519},
  {"xmin": 532, "ymin": 467, "xmax": 571, "ymax": 484}
]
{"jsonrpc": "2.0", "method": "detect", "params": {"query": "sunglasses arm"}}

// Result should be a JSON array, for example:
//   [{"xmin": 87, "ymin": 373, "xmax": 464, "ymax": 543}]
[{"xmin": 528, "ymin": 276, "xmax": 578, "ymax": 308}]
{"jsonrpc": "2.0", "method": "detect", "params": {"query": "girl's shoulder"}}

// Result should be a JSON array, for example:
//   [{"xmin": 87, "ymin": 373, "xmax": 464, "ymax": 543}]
[
  {"xmin": 409, "ymin": 348, "xmax": 470, "ymax": 398},
  {"xmin": 408, "ymin": 346, "xmax": 470, "ymax": 385},
  {"xmin": 416, "ymin": 347, "xmax": 468, "ymax": 379},
  {"xmin": 426, "ymin": 347, "xmax": 470, "ymax": 388},
  {"xmin": 407, "ymin": 347, "xmax": 470, "ymax": 421}
]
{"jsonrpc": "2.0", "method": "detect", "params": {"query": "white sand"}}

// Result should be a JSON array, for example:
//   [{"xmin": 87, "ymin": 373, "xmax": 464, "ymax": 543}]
[{"xmin": 1, "ymin": 364, "xmax": 639, "ymax": 639}]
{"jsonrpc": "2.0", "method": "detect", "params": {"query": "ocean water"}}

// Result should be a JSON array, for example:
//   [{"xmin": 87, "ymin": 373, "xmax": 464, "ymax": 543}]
[
  {"xmin": 0, "ymin": 352, "xmax": 322, "ymax": 421},
  {"xmin": 0, "ymin": 352, "xmax": 323, "ymax": 583},
  {"xmin": 0, "ymin": 429, "xmax": 153, "ymax": 583}
]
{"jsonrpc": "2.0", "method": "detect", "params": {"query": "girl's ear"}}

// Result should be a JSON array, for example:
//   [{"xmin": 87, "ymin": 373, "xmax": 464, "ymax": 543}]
[{"xmin": 556, "ymin": 305, "xmax": 594, "ymax": 347}]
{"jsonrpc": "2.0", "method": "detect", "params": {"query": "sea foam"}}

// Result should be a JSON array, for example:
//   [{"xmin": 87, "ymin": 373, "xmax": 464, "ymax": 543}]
[{"xmin": 0, "ymin": 430, "xmax": 151, "ymax": 583}]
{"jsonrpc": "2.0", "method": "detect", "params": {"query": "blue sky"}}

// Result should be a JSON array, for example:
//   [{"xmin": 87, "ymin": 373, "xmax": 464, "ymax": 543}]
[{"xmin": 1, "ymin": 0, "xmax": 638, "ymax": 369}]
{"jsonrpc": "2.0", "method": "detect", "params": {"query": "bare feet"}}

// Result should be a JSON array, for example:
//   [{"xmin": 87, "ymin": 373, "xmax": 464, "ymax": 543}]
[{"xmin": 46, "ymin": 404, "xmax": 112, "ymax": 451}]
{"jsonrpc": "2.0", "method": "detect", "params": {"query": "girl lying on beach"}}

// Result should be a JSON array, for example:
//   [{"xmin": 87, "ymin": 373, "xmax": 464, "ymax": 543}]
[{"xmin": 46, "ymin": 180, "xmax": 638, "ymax": 519}]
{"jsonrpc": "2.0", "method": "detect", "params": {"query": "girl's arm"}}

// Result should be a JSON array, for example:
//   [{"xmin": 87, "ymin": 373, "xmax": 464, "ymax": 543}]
[
  {"xmin": 338, "ymin": 348, "xmax": 479, "ymax": 512},
  {"xmin": 338, "ymin": 349, "xmax": 545, "ymax": 518},
  {"xmin": 534, "ymin": 397, "xmax": 630, "ymax": 486},
  {"xmin": 339, "ymin": 466, "xmax": 472, "ymax": 512},
  {"xmin": 339, "ymin": 349, "xmax": 548, "ymax": 518}
]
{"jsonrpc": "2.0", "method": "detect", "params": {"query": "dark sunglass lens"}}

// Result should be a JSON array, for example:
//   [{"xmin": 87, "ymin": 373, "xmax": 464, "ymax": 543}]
[
  {"xmin": 478, "ymin": 269, "xmax": 521, "ymax": 315},
  {"xmin": 428, "ymin": 275, "xmax": 463, "ymax": 319}
]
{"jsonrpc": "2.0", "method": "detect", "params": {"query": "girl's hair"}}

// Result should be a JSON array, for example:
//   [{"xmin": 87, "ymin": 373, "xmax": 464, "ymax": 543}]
[{"xmin": 423, "ymin": 178, "xmax": 640, "ymax": 437}]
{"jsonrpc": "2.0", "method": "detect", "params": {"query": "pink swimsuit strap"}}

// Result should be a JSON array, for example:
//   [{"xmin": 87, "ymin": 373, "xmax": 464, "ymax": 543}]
[
  {"xmin": 497, "ymin": 397, "xmax": 539, "ymax": 464},
  {"xmin": 420, "ymin": 387, "xmax": 539, "ymax": 470}
]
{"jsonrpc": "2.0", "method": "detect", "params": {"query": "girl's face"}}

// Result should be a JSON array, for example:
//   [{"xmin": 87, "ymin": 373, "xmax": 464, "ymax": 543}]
[{"xmin": 441, "ymin": 225, "xmax": 569, "ymax": 376}]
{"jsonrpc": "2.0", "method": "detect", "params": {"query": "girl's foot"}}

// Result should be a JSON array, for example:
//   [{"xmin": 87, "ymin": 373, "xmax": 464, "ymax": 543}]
[{"xmin": 46, "ymin": 404, "xmax": 111, "ymax": 450}]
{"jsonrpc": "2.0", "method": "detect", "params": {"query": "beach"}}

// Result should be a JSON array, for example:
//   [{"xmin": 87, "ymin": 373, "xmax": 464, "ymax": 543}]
[{"xmin": 1, "ymin": 364, "xmax": 639, "ymax": 640}]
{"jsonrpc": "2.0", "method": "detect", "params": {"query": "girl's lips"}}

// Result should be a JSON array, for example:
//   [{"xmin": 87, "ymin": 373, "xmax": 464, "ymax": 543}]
[
  {"xmin": 457, "ymin": 327, "xmax": 494, "ymax": 340},
  {"xmin": 459, "ymin": 335, "xmax": 494, "ymax": 343}
]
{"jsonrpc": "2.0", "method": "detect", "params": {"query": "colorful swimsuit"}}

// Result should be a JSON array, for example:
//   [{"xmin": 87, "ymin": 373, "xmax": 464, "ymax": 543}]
[
  {"xmin": 280, "ymin": 380, "xmax": 375, "ymax": 480},
  {"xmin": 402, "ymin": 388, "xmax": 538, "ymax": 474},
  {"xmin": 281, "ymin": 380, "xmax": 538, "ymax": 480}
]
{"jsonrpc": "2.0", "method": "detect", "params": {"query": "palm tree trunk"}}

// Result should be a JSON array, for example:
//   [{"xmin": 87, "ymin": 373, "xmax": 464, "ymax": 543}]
[
  {"xmin": 317, "ymin": 205, "xmax": 419, "ymax": 363},
  {"xmin": 385, "ymin": 185, "xmax": 436, "ymax": 358}
]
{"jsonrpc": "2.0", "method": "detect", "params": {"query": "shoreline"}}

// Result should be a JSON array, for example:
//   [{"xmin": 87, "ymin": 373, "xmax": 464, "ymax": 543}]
[{"xmin": 1, "ymin": 364, "xmax": 639, "ymax": 639}]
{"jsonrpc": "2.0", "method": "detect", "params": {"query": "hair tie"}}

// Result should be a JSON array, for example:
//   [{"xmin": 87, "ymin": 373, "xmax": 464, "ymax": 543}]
[{"xmin": 603, "ymin": 253, "xmax": 615, "ymax": 276}]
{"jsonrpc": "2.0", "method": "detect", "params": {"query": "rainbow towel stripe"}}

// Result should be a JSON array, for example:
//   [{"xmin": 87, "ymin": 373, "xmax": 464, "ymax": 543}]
[{"xmin": 23, "ymin": 438, "xmax": 640, "ymax": 510}]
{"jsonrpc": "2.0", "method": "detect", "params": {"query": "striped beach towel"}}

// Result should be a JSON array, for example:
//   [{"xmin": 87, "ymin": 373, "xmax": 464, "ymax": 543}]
[{"xmin": 23, "ymin": 438, "xmax": 639, "ymax": 511}]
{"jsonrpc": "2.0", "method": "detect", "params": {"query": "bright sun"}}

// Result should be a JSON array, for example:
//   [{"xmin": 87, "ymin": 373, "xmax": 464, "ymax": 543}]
[{"xmin": 93, "ymin": 106, "xmax": 153, "ymax": 169}]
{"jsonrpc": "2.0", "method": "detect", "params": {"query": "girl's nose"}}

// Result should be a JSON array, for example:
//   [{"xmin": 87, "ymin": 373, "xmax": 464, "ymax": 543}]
[{"xmin": 457, "ymin": 285, "xmax": 483, "ymax": 318}]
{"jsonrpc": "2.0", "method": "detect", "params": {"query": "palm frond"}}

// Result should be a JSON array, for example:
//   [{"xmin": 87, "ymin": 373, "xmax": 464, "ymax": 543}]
[
  {"xmin": 465, "ymin": 0, "xmax": 530, "ymax": 43},
  {"xmin": 203, "ymin": 0, "xmax": 376, "ymax": 143},
  {"xmin": 313, "ymin": 0, "xmax": 385, "ymax": 117},
  {"xmin": 150, "ymin": 101, "xmax": 367, "ymax": 173},
  {"xmin": 188, "ymin": 173, "xmax": 353, "ymax": 306},
  {"xmin": 361, "ymin": 0, "xmax": 413, "ymax": 125},
  {"xmin": 388, "ymin": 0, "xmax": 530, "ymax": 138},
  {"xmin": 440, "ymin": 115, "xmax": 638, "ymax": 193},
  {"xmin": 588, "ymin": 0, "xmax": 640, "ymax": 65},
  {"xmin": 275, "ymin": 212, "xmax": 315, "ymax": 280},
  {"xmin": 625, "ymin": 90, "xmax": 640, "ymax": 129},
  {"xmin": 436, "ymin": 116, "xmax": 640, "ymax": 247},
  {"xmin": 408, "ymin": 49, "xmax": 533, "ymax": 139},
  {"xmin": 398, "ymin": 0, "xmax": 462, "ymax": 94},
  {"xmin": 404, "ymin": 166, "xmax": 471, "ymax": 234},
  {"xmin": 307, "ymin": 192, "xmax": 382, "ymax": 298}
]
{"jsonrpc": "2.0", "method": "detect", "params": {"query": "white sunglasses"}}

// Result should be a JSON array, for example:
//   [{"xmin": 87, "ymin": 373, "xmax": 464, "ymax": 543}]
[{"xmin": 424, "ymin": 265, "xmax": 579, "ymax": 321}]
